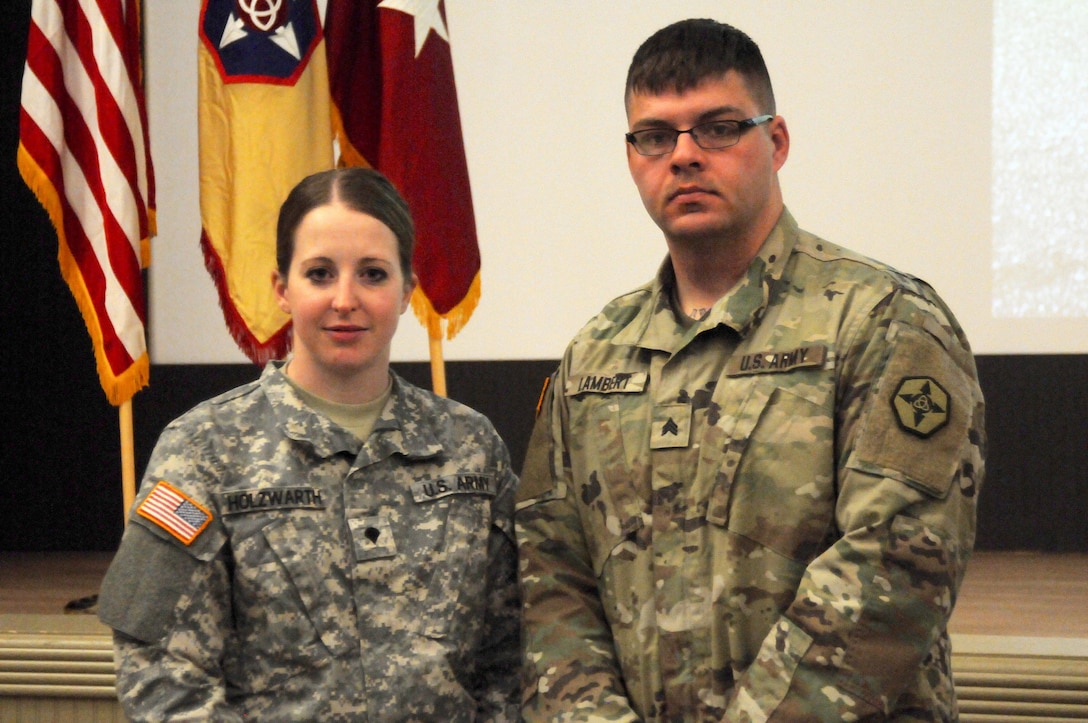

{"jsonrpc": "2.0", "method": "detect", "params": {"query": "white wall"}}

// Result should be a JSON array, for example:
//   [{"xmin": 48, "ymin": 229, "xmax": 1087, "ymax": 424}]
[
  {"xmin": 993, "ymin": 0, "xmax": 1088, "ymax": 319},
  {"xmin": 144, "ymin": 1, "xmax": 1088, "ymax": 364}
]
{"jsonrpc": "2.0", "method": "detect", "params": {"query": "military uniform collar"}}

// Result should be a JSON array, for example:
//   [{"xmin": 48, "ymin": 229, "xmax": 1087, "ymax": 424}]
[
  {"xmin": 364, "ymin": 372, "xmax": 445, "ymax": 463},
  {"xmin": 261, "ymin": 361, "xmax": 443, "ymax": 462},
  {"xmin": 612, "ymin": 209, "xmax": 799, "ymax": 352}
]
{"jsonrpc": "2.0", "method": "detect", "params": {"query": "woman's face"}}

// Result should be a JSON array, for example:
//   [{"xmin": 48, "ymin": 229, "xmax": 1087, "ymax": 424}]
[{"xmin": 273, "ymin": 202, "xmax": 414, "ymax": 401}]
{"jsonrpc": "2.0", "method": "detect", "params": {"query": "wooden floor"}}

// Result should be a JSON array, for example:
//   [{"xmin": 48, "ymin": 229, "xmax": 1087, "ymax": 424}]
[
  {"xmin": 949, "ymin": 550, "xmax": 1088, "ymax": 639},
  {"xmin": 1, "ymin": 551, "xmax": 115, "ymax": 617},
  {"xmin": 0, "ymin": 550, "xmax": 1085, "ymax": 638}
]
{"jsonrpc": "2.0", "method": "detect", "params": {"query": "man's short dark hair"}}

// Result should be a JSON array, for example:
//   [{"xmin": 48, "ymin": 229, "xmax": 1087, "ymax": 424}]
[{"xmin": 625, "ymin": 18, "xmax": 776, "ymax": 115}]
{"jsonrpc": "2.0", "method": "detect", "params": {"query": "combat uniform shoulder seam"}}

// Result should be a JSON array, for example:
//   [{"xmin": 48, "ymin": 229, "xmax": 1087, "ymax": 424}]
[
  {"xmin": 207, "ymin": 379, "xmax": 263, "ymax": 406},
  {"xmin": 568, "ymin": 286, "xmax": 655, "ymax": 345},
  {"xmin": 791, "ymin": 230, "xmax": 934, "ymax": 297}
]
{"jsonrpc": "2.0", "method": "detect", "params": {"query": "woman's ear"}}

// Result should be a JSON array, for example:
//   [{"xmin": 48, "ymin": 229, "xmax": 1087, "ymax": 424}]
[
  {"xmin": 272, "ymin": 270, "xmax": 291, "ymax": 314},
  {"xmin": 401, "ymin": 273, "xmax": 419, "ymax": 314}
]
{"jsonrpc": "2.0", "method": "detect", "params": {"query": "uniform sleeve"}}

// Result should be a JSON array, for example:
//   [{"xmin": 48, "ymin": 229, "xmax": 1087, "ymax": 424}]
[
  {"xmin": 101, "ymin": 525, "xmax": 238, "ymax": 721},
  {"xmin": 471, "ymin": 442, "xmax": 524, "ymax": 722},
  {"xmin": 515, "ymin": 374, "xmax": 642, "ymax": 723},
  {"xmin": 98, "ymin": 423, "xmax": 237, "ymax": 722},
  {"xmin": 726, "ymin": 288, "xmax": 986, "ymax": 720}
]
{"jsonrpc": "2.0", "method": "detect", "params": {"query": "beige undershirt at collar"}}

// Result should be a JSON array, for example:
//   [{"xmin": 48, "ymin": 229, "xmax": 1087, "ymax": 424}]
[{"xmin": 283, "ymin": 371, "xmax": 392, "ymax": 441}]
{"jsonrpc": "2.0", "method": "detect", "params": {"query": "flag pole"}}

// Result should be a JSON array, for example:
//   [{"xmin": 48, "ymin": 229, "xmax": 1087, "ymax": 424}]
[
  {"xmin": 119, "ymin": 399, "xmax": 136, "ymax": 522},
  {"xmin": 429, "ymin": 328, "xmax": 447, "ymax": 397}
]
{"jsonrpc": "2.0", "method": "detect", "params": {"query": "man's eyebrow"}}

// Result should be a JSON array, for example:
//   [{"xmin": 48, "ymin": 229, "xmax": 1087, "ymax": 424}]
[{"xmin": 630, "ymin": 105, "xmax": 747, "ymax": 130}]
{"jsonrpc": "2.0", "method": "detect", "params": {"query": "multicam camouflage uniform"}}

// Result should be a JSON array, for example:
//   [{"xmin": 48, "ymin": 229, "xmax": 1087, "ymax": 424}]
[
  {"xmin": 516, "ymin": 211, "xmax": 986, "ymax": 721},
  {"xmin": 99, "ymin": 362, "xmax": 520, "ymax": 722}
]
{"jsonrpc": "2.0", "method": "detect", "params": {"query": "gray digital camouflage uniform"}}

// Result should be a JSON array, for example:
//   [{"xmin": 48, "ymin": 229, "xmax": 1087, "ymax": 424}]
[
  {"xmin": 99, "ymin": 362, "xmax": 520, "ymax": 722},
  {"xmin": 516, "ymin": 211, "xmax": 986, "ymax": 721}
]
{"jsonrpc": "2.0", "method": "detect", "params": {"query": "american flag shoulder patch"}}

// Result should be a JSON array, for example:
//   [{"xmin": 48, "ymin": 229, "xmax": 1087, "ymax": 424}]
[{"xmin": 136, "ymin": 481, "xmax": 213, "ymax": 545}]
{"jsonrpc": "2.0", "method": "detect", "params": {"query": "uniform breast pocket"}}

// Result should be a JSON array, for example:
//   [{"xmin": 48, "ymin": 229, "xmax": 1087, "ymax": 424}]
[
  {"xmin": 723, "ymin": 382, "xmax": 836, "ymax": 562},
  {"xmin": 227, "ymin": 514, "xmax": 355, "ymax": 690},
  {"xmin": 573, "ymin": 398, "xmax": 651, "ymax": 577},
  {"xmin": 425, "ymin": 493, "xmax": 493, "ymax": 639},
  {"xmin": 361, "ymin": 493, "xmax": 494, "ymax": 641},
  {"xmin": 259, "ymin": 515, "xmax": 356, "ymax": 655}
]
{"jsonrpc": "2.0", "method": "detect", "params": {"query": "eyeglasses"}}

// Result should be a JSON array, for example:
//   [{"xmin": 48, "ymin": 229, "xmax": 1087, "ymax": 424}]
[{"xmin": 625, "ymin": 115, "xmax": 774, "ymax": 156}]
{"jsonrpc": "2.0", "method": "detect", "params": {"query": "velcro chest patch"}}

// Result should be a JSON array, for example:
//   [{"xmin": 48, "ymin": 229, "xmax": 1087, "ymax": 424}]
[
  {"xmin": 411, "ymin": 474, "xmax": 496, "ymax": 503},
  {"xmin": 220, "ymin": 487, "xmax": 327, "ymax": 516},
  {"xmin": 726, "ymin": 345, "xmax": 828, "ymax": 376},
  {"xmin": 650, "ymin": 402, "xmax": 692, "ymax": 449},
  {"xmin": 566, "ymin": 372, "xmax": 648, "ymax": 396}
]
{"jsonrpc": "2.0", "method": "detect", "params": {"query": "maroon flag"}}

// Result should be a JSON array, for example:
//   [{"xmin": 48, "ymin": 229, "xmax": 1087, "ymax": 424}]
[
  {"xmin": 18, "ymin": 0, "xmax": 155, "ymax": 406},
  {"xmin": 325, "ymin": 0, "xmax": 479, "ymax": 340}
]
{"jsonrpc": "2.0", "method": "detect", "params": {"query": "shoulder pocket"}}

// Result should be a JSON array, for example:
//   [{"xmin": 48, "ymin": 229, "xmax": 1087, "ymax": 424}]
[
  {"xmin": 98, "ymin": 523, "xmax": 211, "ymax": 643},
  {"xmin": 516, "ymin": 390, "xmax": 565, "ymax": 509},
  {"xmin": 848, "ymin": 322, "xmax": 976, "ymax": 498}
]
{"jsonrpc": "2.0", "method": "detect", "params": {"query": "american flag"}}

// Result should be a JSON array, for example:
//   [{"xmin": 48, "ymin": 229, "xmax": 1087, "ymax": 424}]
[
  {"xmin": 136, "ymin": 481, "xmax": 212, "ymax": 545},
  {"xmin": 18, "ymin": 0, "xmax": 155, "ymax": 406}
]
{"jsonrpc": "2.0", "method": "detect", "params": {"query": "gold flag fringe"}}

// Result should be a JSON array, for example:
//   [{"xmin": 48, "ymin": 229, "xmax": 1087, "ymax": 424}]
[
  {"xmin": 17, "ymin": 143, "xmax": 150, "ymax": 406},
  {"xmin": 410, "ymin": 271, "xmax": 481, "ymax": 341},
  {"xmin": 198, "ymin": 229, "xmax": 292, "ymax": 366}
]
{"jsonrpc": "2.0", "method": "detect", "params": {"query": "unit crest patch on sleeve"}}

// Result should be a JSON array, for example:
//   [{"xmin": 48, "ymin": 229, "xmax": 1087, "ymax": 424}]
[{"xmin": 892, "ymin": 376, "xmax": 950, "ymax": 438}]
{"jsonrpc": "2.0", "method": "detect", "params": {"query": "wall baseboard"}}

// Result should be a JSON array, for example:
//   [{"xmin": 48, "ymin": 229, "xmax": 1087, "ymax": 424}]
[{"xmin": 3, "ymin": 615, "xmax": 1084, "ymax": 719}]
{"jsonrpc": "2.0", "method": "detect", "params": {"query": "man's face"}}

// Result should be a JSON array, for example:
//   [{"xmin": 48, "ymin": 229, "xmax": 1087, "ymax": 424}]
[{"xmin": 626, "ymin": 71, "xmax": 789, "ymax": 248}]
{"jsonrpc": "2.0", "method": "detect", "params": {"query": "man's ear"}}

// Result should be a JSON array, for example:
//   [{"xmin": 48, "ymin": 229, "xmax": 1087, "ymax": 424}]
[{"xmin": 770, "ymin": 116, "xmax": 790, "ymax": 171}]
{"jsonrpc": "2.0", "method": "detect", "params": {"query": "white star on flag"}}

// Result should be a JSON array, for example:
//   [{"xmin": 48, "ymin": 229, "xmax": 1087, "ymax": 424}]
[{"xmin": 378, "ymin": 0, "xmax": 449, "ymax": 57}]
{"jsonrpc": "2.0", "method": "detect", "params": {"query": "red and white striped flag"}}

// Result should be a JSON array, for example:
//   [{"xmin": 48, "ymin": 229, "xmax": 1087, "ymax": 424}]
[{"xmin": 17, "ymin": 0, "xmax": 155, "ymax": 406}]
